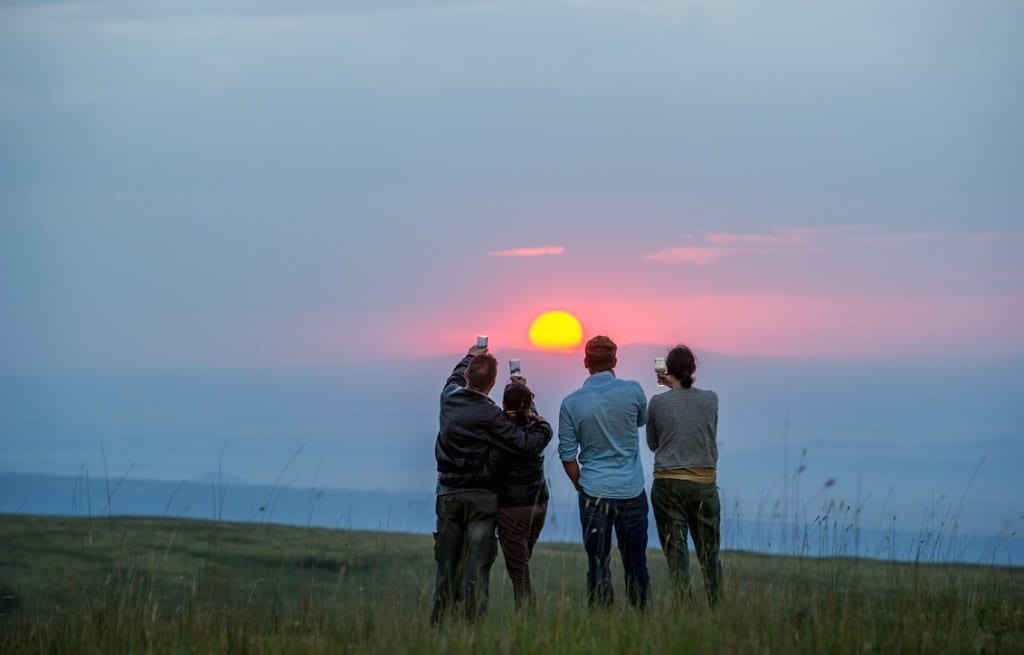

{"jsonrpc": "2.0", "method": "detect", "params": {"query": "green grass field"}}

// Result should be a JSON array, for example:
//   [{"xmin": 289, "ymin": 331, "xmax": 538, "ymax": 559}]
[{"xmin": 1, "ymin": 513, "xmax": 1021, "ymax": 654}]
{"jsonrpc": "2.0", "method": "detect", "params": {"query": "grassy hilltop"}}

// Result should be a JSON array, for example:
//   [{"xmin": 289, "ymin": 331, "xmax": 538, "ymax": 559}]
[{"xmin": 1, "ymin": 514, "xmax": 1021, "ymax": 654}]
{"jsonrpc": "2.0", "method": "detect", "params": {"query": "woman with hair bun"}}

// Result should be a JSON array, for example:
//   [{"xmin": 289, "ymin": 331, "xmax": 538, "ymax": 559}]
[
  {"xmin": 646, "ymin": 345, "xmax": 723, "ymax": 606},
  {"xmin": 496, "ymin": 378, "xmax": 549, "ymax": 609}
]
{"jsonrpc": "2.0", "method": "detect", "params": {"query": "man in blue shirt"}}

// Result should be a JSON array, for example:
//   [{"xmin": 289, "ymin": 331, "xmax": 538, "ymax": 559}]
[{"xmin": 558, "ymin": 335, "xmax": 651, "ymax": 609}]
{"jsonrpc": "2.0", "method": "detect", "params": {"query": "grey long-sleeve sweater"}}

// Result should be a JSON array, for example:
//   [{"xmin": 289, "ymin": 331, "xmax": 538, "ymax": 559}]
[{"xmin": 645, "ymin": 387, "xmax": 719, "ymax": 471}]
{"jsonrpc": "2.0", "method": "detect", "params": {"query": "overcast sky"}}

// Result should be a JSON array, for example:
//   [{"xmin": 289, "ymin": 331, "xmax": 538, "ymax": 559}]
[{"xmin": 2, "ymin": 0, "xmax": 1022, "ymax": 370}]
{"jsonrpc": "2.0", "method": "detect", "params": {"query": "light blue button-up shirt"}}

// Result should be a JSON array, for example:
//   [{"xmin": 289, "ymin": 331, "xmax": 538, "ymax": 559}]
[{"xmin": 558, "ymin": 371, "xmax": 649, "ymax": 499}]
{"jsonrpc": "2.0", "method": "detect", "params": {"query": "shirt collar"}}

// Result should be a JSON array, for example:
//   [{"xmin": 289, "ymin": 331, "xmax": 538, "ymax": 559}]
[{"xmin": 584, "ymin": 371, "xmax": 616, "ymax": 385}]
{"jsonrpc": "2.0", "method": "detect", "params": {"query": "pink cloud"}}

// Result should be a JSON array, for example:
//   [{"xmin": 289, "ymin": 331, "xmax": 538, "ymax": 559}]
[
  {"xmin": 706, "ymin": 227, "xmax": 817, "ymax": 247},
  {"xmin": 642, "ymin": 246, "xmax": 728, "ymax": 265},
  {"xmin": 488, "ymin": 246, "xmax": 565, "ymax": 257},
  {"xmin": 645, "ymin": 224, "xmax": 1024, "ymax": 266},
  {"xmin": 643, "ymin": 244, "xmax": 817, "ymax": 265},
  {"xmin": 647, "ymin": 226, "xmax": 842, "ymax": 265}
]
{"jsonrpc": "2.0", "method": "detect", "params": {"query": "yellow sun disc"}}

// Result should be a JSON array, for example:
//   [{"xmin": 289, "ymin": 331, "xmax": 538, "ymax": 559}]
[{"xmin": 528, "ymin": 310, "xmax": 583, "ymax": 351}]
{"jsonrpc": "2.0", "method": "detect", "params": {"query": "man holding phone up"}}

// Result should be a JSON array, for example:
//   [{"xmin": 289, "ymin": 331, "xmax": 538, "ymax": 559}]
[{"xmin": 431, "ymin": 341, "xmax": 552, "ymax": 624}]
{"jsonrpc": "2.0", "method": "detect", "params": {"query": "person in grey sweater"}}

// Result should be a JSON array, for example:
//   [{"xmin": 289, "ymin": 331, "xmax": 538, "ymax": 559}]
[{"xmin": 646, "ymin": 345, "xmax": 722, "ymax": 605}]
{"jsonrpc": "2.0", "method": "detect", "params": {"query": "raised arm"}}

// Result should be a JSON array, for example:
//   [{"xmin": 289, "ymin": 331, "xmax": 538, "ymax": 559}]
[
  {"xmin": 484, "ymin": 410, "xmax": 553, "ymax": 456},
  {"xmin": 443, "ymin": 355, "xmax": 472, "ymax": 392},
  {"xmin": 442, "ymin": 345, "xmax": 488, "ymax": 394}
]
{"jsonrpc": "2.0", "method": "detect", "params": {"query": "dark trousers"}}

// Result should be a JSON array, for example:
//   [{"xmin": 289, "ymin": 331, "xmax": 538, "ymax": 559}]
[
  {"xmin": 431, "ymin": 490, "xmax": 498, "ymax": 624},
  {"xmin": 496, "ymin": 501, "xmax": 548, "ymax": 609},
  {"xmin": 651, "ymin": 478, "xmax": 723, "ymax": 605},
  {"xmin": 578, "ymin": 490, "xmax": 650, "ymax": 609}
]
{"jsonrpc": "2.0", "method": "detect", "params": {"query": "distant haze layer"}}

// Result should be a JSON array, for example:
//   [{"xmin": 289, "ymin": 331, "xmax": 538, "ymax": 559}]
[{"xmin": 2, "ymin": 348, "xmax": 1020, "ymax": 552}]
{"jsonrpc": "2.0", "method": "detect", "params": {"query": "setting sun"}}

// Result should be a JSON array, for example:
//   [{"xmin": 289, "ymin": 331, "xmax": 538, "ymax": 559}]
[{"xmin": 528, "ymin": 310, "xmax": 583, "ymax": 351}]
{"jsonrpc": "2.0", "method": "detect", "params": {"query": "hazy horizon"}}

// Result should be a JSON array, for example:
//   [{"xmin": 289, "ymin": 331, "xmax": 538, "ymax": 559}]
[{"xmin": 3, "ymin": 348, "xmax": 1021, "ymax": 560}]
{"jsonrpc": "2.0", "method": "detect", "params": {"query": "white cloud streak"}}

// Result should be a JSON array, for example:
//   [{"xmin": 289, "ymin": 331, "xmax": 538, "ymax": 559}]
[{"xmin": 488, "ymin": 245, "xmax": 565, "ymax": 257}]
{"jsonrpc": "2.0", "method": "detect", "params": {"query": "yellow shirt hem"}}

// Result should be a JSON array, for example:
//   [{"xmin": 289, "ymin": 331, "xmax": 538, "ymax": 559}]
[{"xmin": 653, "ymin": 467, "xmax": 716, "ymax": 484}]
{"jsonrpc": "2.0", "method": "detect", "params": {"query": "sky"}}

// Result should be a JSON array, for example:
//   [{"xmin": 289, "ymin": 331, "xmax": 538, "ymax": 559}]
[
  {"xmin": 3, "ymin": 2, "xmax": 1023, "ymax": 565},
  {"xmin": 1, "ymin": 0, "xmax": 1022, "ymax": 371}
]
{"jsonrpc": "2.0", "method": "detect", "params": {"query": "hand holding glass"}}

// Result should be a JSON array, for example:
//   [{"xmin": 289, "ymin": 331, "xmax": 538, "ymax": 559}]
[{"xmin": 654, "ymin": 357, "xmax": 667, "ymax": 388}]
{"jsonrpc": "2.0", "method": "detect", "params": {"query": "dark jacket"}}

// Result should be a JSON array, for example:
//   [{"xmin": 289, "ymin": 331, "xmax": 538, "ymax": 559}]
[
  {"xmin": 498, "ymin": 402, "xmax": 550, "ymax": 508},
  {"xmin": 435, "ymin": 355, "xmax": 552, "ymax": 493}
]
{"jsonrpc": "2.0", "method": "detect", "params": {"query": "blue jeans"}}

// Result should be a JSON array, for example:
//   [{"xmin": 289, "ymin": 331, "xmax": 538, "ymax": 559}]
[{"xmin": 578, "ymin": 490, "xmax": 650, "ymax": 609}]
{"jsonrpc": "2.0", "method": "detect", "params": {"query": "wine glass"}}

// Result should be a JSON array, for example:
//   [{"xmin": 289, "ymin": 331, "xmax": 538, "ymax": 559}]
[{"xmin": 654, "ymin": 357, "xmax": 667, "ymax": 389}]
